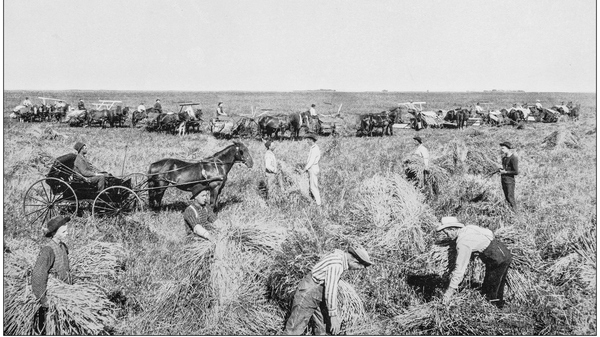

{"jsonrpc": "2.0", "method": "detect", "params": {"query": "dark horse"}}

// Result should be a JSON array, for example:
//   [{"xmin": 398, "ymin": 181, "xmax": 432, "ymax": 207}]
[
  {"xmin": 147, "ymin": 142, "xmax": 254, "ymax": 211},
  {"xmin": 444, "ymin": 108, "xmax": 469, "ymax": 129},
  {"xmin": 286, "ymin": 111, "xmax": 310, "ymax": 140},
  {"xmin": 258, "ymin": 115, "xmax": 287, "ymax": 139}
]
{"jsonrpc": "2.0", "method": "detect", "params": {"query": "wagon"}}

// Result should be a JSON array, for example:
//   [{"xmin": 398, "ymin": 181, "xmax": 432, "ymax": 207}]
[
  {"xmin": 178, "ymin": 102, "xmax": 203, "ymax": 134},
  {"xmin": 23, "ymin": 153, "xmax": 147, "ymax": 232}
]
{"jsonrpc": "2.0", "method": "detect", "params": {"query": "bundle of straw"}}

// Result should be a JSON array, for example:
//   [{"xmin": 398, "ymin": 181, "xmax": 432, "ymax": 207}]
[
  {"xmin": 337, "ymin": 280, "xmax": 366, "ymax": 330},
  {"xmin": 4, "ymin": 278, "xmax": 117, "ymax": 335},
  {"xmin": 403, "ymin": 157, "xmax": 449, "ymax": 196},
  {"xmin": 278, "ymin": 161, "xmax": 310, "ymax": 199},
  {"xmin": 542, "ymin": 129, "xmax": 580, "ymax": 148},
  {"xmin": 227, "ymin": 221, "xmax": 287, "ymax": 254},
  {"xmin": 70, "ymin": 241, "xmax": 125, "ymax": 282}
]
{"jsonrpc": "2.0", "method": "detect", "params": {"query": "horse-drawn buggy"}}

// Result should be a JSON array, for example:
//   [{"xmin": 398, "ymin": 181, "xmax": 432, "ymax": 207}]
[{"xmin": 23, "ymin": 153, "xmax": 147, "ymax": 232}]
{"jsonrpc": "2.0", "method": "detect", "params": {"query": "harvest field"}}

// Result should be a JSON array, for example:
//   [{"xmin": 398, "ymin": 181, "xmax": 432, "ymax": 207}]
[{"xmin": 3, "ymin": 90, "xmax": 596, "ymax": 335}]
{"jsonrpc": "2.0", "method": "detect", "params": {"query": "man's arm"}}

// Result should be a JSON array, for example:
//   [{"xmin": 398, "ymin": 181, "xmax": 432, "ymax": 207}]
[
  {"xmin": 31, "ymin": 246, "xmax": 54, "ymax": 306},
  {"xmin": 74, "ymin": 156, "xmax": 97, "ymax": 177},
  {"xmin": 506, "ymin": 155, "xmax": 518, "ymax": 175},
  {"xmin": 323, "ymin": 264, "xmax": 344, "ymax": 317},
  {"xmin": 304, "ymin": 148, "xmax": 316, "ymax": 172},
  {"xmin": 448, "ymin": 243, "xmax": 473, "ymax": 290}
]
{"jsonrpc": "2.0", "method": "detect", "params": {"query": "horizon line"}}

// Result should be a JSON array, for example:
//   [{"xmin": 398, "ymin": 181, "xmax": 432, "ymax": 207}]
[{"xmin": 3, "ymin": 89, "xmax": 596, "ymax": 94}]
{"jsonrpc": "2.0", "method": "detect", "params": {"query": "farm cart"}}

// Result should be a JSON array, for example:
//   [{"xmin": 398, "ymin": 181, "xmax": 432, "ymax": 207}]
[
  {"xmin": 177, "ymin": 102, "xmax": 204, "ymax": 134},
  {"xmin": 210, "ymin": 117, "xmax": 235, "ymax": 138},
  {"xmin": 23, "ymin": 153, "xmax": 147, "ymax": 232}
]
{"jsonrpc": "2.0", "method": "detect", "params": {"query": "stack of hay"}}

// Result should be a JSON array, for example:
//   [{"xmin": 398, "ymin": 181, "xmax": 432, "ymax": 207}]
[
  {"xmin": 542, "ymin": 129, "xmax": 580, "ymax": 148},
  {"xmin": 4, "ymin": 238, "xmax": 122, "ymax": 335}
]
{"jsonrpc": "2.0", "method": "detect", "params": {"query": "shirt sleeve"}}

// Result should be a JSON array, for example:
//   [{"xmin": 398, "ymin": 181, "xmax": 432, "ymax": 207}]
[
  {"xmin": 507, "ymin": 156, "xmax": 518, "ymax": 175},
  {"xmin": 31, "ymin": 246, "xmax": 54, "ymax": 306},
  {"xmin": 304, "ymin": 148, "xmax": 316, "ymax": 171},
  {"xmin": 449, "ymin": 242, "xmax": 472, "ymax": 289},
  {"xmin": 323, "ymin": 264, "xmax": 344, "ymax": 317}
]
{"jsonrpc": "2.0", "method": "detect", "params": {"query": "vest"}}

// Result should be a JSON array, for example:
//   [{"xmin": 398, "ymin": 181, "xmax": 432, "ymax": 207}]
[{"xmin": 48, "ymin": 240, "xmax": 72, "ymax": 284}]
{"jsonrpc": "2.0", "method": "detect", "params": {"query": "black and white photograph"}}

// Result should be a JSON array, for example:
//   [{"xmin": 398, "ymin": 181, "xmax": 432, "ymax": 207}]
[{"xmin": 3, "ymin": 0, "xmax": 596, "ymax": 335}]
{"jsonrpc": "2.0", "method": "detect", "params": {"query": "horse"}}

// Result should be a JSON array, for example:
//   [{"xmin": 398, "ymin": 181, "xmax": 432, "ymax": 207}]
[
  {"xmin": 231, "ymin": 117, "xmax": 260, "ymax": 138},
  {"xmin": 258, "ymin": 115, "xmax": 287, "ymax": 139},
  {"xmin": 370, "ymin": 111, "xmax": 395, "ymax": 135},
  {"xmin": 105, "ymin": 106, "xmax": 129, "ymax": 128},
  {"xmin": 86, "ymin": 109, "xmax": 111, "ymax": 128},
  {"xmin": 12, "ymin": 105, "xmax": 33, "ymax": 122},
  {"xmin": 286, "ymin": 111, "xmax": 309, "ymax": 140},
  {"xmin": 569, "ymin": 103, "xmax": 580, "ymax": 121},
  {"xmin": 506, "ymin": 108, "xmax": 525, "ymax": 125},
  {"xmin": 146, "ymin": 142, "xmax": 254, "ymax": 211},
  {"xmin": 356, "ymin": 114, "xmax": 373, "ymax": 136}
]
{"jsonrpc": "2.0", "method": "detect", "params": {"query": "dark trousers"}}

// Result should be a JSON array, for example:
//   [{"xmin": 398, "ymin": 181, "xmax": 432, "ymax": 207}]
[
  {"xmin": 479, "ymin": 240, "xmax": 512, "ymax": 308},
  {"xmin": 501, "ymin": 177, "xmax": 516, "ymax": 211},
  {"xmin": 88, "ymin": 175, "xmax": 106, "ymax": 191},
  {"xmin": 34, "ymin": 306, "xmax": 48, "ymax": 335},
  {"xmin": 283, "ymin": 273, "xmax": 328, "ymax": 335}
]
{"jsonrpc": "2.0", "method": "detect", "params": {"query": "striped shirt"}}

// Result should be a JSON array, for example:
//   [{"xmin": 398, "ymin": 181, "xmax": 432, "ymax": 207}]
[
  {"xmin": 450, "ymin": 225, "xmax": 494, "ymax": 289},
  {"xmin": 311, "ymin": 249, "xmax": 348, "ymax": 317},
  {"xmin": 183, "ymin": 201, "xmax": 216, "ymax": 232}
]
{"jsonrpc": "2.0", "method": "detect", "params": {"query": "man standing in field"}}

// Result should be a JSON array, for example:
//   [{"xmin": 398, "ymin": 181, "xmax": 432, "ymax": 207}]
[
  {"xmin": 77, "ymin": 99, "xmax": 86, "ymax": 111},
  {"xmin": 283, "ymin": 245, "xmax": 373, "ymax": 335},
  {"xmin": 183, "ymin": 190, "xmax": 217, "ymax": 241},
  {"xmin": 303, "ymin": 135, "xmax": 322, "ymax": 206},
  {"xmin": 154, "ymin": 99, "xmax": 162, "ymax": 113},
  {"xmin": 73, "ymin": 142, "xmax": 108, "ymax": 191},
  {"xmin": 437, "ymin": 216, "xmax": 512, "ymax": 308},
  {"xmin": 413, "ymin": 136, "xmax": 430, "ymax": 187},
  {"xmin": 263, "ymin": 140, "xmax": 282, "ymax": 199},
  {"xmin": 32, "ymin": 216, "xmax": 73, "ymax": 334},
  {"xmin": 498, "ymin": 142, "xmax": 518, "ymax": 211}
]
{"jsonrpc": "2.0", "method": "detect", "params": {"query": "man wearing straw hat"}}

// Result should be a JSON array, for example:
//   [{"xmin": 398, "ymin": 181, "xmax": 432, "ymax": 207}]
[
  {"xmin": 303, "ymin": 135, "xmax": 322, "ymax": 206},
  {"xmin": 31, "ymin": 216, "xmax": 73, "ymax": 334},
  {"xmin": 436, "ymin": 216, "xmax": 512, "ymax": 308},
  {"xmin": 184, "ymin": 190, "xmax": 217, "ymax": 242},
  {"xmin": 413, "ymin": 136, "xmax": 430, "ymax": 187},
  {"xmin": 498, "ymin": 141, "xmax": 518, "ymax": 211},
  {"xmin": 283, "ymin": 245, "xmax": 373, "ymax": 335},
  {"xmin": 73, "ymin": 142, "xmax": 108, "ymax": 191}
]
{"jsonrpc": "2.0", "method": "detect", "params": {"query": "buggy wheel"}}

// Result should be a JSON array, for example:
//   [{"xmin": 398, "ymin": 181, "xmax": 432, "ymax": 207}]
[
  {"xmin": 23, "ymin": 178, "xmax": 78, "ymax": 233},
  {"xmin": 92, "ymin": 186, "xmax": 143, "ymax": 227},
  {"xmin": 123, "ymin": 172, "xmax": 149, "ymax": 208}
]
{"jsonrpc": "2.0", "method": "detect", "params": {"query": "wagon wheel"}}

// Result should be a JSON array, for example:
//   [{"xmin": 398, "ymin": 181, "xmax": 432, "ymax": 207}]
[
  {"xmin": 91, "ymin": 186, "xmax": 143, "ymax": 228},
  {"xmin": 123, "ymin": 172, "xmax": 150, "ymax": 208},
  {"xmin": 23, "ymin": 178, "xmax": 78, "ymax": 234}
]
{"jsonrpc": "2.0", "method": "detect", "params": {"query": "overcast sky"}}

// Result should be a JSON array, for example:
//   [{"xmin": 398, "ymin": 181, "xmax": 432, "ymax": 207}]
[{"xmin": 4, "ymin": 0, "xmax": 596, "ymax": 92}]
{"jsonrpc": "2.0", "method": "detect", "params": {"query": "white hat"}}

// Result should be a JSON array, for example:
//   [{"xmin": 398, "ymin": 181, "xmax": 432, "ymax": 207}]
[{"xmin": 435, "ymin": 216, "xmax": 464, "ymax": 231}]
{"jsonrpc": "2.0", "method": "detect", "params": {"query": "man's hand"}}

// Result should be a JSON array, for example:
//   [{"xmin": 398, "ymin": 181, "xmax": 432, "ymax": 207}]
[
  {"xmin": 330, "ymin": 315, "xmax": 341, "ymax": 335},
  {"xmin": 443, "ymin": 287, "xmax": 456, "ymax": 304}
]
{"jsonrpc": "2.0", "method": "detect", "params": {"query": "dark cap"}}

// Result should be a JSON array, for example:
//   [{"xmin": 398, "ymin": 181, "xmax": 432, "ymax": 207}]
[
  {"xmin": 305, "ymin": 134, "xmax": 317, "ymax": 141},
  {"xmin": 349, "ymin": 244, "xmax": 373, "ymax": 266},
  {"xmin": 74, "ymin": 142, "xmax": 85, "ymax": 152},
  {"xmin": 499, "ymin": 142, "xmax": 513, "ymax": 149},
  {"xmin": 311, "ymin": 104, "xmax": 316, "ymax": 107},
  {"xmin": 413, "ymin": 136, "xmax": 422, "ymax": 143},
  {"xmin": 265, "ymin": 140, "xmax": 272, "ymax": 149},
  {"xmin": 44, "ymin": 216, "xmax": 71, "ymax": 237}
]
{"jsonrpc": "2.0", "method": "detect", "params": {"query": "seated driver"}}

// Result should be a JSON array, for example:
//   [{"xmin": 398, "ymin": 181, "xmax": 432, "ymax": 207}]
[{"xmin": 73, "ymin": 142, "xmax": 109, "ymax": 190}]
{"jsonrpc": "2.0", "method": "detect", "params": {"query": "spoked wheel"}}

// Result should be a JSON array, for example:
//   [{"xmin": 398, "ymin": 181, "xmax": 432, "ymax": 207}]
[
  {"xmin": 23, "ymin": 178, "xmax": 78, "ymax": 233},
  {"xmin": 123, "ymin": 172, "xmax": 149, "ymax": 208},
  {"xmin": 92, "ymin": 186, "xmax": 143, "ymax": 228}
]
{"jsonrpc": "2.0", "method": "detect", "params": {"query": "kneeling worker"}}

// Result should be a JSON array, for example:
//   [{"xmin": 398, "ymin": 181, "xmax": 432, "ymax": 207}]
[
  {"xmin": 184, "ymin": 190, "xmax": 217, "ymax": 241},
  {"xmin": 437, "ymin": 216, "xmax": 512, "ymax": 308},
  {"xmin": 283, "ymin": 245, "xmax": 373, "ymax": 335}
]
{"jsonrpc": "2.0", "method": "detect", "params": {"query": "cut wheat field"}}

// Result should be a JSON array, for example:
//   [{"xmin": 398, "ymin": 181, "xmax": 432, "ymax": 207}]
[{"xmin": 3, "ymin": 90, "xmax": 596, "ymax": 335}]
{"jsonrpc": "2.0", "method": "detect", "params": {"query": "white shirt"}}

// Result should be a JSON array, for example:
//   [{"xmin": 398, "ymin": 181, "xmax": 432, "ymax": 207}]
[
  {"xmin": 414, "ymin": 144, "xmax": 430, "ymax": 169},
  {"xmin": 449, "ymin": 225, "xmax": 494, "ymax": 289},
  {"xmin": 137, "ymin": 104, "xmax": 146, "ymax": 112},
  {"xmin": 309, "ymin": 107, "xmax": 317, "ymax": 116},
  {"xmin": 475, "ymin": 105, "xmax": 483, "ymax": 113},
  {"xmin": 304, "ymin": 144, "xmax": 321, "ymax": 171},
  {"xmin": 536, "ymin": 102, "xmax": 542, "ymax": 109},
  {"xmin": 265, "ymin": 150, "xmax": 277, "ymax": 174}
]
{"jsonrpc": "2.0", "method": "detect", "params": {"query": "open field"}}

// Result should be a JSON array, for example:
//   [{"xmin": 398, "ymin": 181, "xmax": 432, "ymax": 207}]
[{"xmin": 3, "ymin": 90, "xmax": 596, "ymax": 335}]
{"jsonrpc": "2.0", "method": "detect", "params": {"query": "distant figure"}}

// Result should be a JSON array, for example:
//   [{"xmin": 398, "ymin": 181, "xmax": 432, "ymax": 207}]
[
  {"xmin": 264, "ymin": 140, "xmax": 282, "ymax": 199},
  {"xmin": 22, "ymin": 97, "xmax": 33, "ymax": 107},
  {"xmin": 137, "ymin": 102, "xmax": 146, "ymax": 113},
  {"xmin": 535, "ymin": 100, "xmax": 542, "ymax": 110},
  {"xmin": 216, "ymin": 102, "xmax": 227, "ymax": 119},
  {"xmin": 499, "ymin": 142, "xmax": 518, "ymax": 211},
  {"xmin": 413, "ymin": 136, "xmax": 430, "ymax": 186},
  {"xmin": 303, "ymin": 135, "xmax": 322, "ymax": 206},
  {"xmin": 77, "ymin": 99, "xmax": 85, "ymax": 110},
  {"xmin": 308, "ymin": 104, "xmax": 319, "ymax": 130},
  {"xmin": 154, "ymin": 99, "xmax": 162, "ymax": 113},
  {"xmin": 475, "ymin": 102, "xmax": 483, "ymax": 114}
]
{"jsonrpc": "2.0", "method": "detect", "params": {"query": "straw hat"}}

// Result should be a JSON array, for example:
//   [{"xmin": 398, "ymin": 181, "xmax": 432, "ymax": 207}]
[
  {"xmin": 348, "ymin": 244, "xmax": 373, "ymax": 266},
  {"xmin": 435, "ymin": 216, "xmax": 464, "ymax": 232}
]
